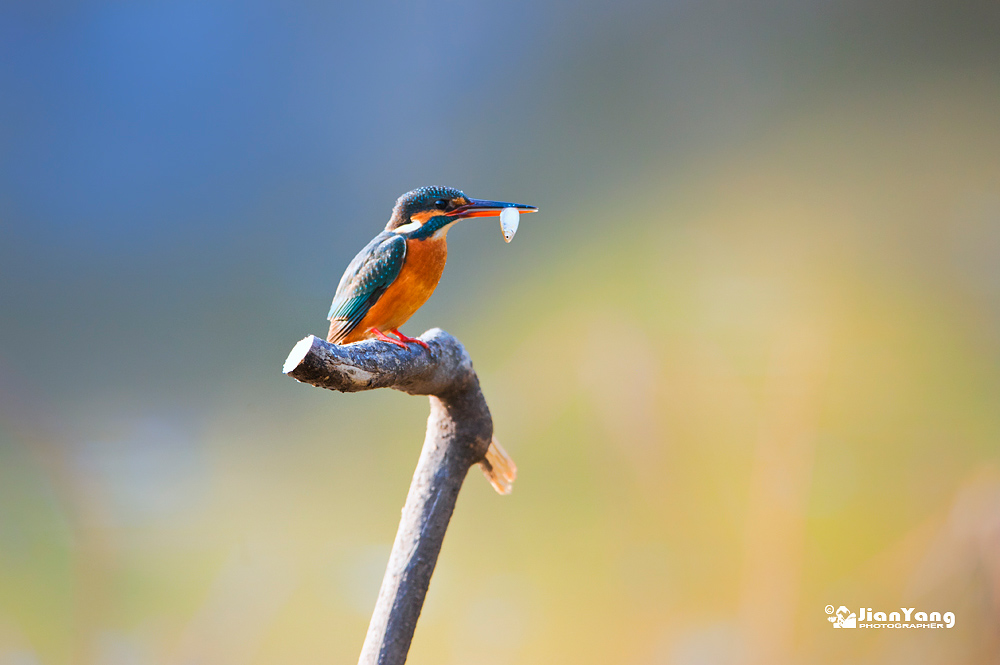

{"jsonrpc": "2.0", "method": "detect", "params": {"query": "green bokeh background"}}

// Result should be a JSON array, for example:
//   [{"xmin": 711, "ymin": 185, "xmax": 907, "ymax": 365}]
[{"xmin": 2, "ymin": 2, "xmax": 999, "ymax": 663}]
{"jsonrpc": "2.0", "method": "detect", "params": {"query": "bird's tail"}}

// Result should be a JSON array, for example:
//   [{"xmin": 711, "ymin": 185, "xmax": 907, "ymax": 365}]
[{"xmin": 480, "ymin": 436, "xmax": 517, "ymax": 495}]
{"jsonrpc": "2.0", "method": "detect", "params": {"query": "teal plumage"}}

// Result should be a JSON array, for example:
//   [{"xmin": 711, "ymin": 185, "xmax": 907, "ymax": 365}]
[{"xmin": 327, "ymin": 231, "xmax": 407, "ymax": 343}]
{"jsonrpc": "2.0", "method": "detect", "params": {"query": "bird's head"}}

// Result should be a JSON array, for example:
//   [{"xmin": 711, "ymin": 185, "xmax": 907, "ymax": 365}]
[{"xmin": 385, "ymin": 186, "xmax": 537, "ymax": 238}]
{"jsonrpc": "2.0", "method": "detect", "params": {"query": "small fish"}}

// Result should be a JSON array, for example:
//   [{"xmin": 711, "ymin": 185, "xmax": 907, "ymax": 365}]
[{"xmin": 500, "ymin": 206, "xmax": 519, "ymax": 243}]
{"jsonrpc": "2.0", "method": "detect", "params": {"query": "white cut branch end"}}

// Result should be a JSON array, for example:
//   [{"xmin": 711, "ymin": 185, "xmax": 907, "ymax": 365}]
[{"xmin": 283, "ymin": 335, "xmax": 318, "ymax": 374}]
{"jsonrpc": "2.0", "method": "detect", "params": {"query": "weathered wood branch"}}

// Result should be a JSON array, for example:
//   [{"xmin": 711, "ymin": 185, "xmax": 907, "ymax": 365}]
[{"xmin": 283, "ymin": 329, "xmax": 494, "ymax": 665}]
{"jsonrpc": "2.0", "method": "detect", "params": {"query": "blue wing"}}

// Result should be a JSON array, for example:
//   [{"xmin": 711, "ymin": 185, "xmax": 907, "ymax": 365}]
[{"xmin": 327, "ymin": 231, "xmax": 406, "ymax": 343}]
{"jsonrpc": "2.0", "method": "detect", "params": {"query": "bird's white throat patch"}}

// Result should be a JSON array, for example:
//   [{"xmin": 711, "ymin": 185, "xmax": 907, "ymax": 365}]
[
  {"xmin": 393, "ymin": 220, "xmax": 423, "ymax": 234},
  {"xmin": 393, "ymin": 218, "xmax": 458, "ymax": 239}
]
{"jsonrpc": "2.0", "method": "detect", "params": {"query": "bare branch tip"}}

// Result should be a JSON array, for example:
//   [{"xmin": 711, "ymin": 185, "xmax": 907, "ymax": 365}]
[{"xmin": 283, "ymin": 334, "xmax": 319, "ymax": 374}]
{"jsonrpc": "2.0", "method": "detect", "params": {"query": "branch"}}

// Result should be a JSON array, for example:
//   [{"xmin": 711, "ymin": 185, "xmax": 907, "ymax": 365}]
[{"xmin": 283, "ymin": 329, "xmax": 494, "ymax": 665}]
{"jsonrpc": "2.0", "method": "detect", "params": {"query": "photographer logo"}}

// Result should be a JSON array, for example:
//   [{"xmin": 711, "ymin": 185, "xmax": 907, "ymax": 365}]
[{"xmin": 825, "ymin": 604, "xmax": 955, "ymax": 629}]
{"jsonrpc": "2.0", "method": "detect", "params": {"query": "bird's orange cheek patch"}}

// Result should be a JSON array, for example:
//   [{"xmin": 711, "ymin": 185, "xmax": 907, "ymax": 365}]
[{"xmin": 410, "ymin": 210, "xmax": 438, "ymax": 223}]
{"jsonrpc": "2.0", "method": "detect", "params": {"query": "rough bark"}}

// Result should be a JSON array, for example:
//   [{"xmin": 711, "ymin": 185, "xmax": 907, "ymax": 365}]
[{"xmin": 283, "ymin": 329, "xmax": 493, "ymax": 665}]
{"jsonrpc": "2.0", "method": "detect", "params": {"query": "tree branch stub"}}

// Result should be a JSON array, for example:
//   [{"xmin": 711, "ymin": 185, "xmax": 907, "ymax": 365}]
[{"xmin": 282, "ymin": 328, "xmax": 494, "ymax": 665}]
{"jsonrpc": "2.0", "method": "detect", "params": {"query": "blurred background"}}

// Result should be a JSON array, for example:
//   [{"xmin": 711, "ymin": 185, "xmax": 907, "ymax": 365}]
[{"xmin": 2, "ymin": 1, "xmax": 1000, "ymax": 663}]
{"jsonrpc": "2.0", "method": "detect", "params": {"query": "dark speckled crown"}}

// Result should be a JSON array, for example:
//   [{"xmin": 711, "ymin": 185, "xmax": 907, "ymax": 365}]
[{"xmin": 386, "ymin": 186, "xmax": 466, "ymax": 229}]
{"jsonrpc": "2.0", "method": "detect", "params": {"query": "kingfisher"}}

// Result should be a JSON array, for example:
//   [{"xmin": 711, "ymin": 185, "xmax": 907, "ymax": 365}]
[
  {"xmin": 325, "ymin": 186, "xmax": 537, "ymax": 494},
  {"xmin": 326, "ymin": 185, "xmax": 537, "ymax": 349}
]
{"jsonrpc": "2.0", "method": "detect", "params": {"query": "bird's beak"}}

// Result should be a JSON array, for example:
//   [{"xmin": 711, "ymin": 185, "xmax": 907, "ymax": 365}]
[{"xmin": 451, "ymin": 198, "xmax": 539, "ymax": 218}]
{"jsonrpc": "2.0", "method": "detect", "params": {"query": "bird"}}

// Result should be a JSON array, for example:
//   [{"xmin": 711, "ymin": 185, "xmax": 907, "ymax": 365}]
[
  {"xmin": 326, "ymin": 186, "xmax": 537, "ymax": 347},
  {"xmin": 325, "ymin": 185, "xmax": 538, "ymax": 493}
]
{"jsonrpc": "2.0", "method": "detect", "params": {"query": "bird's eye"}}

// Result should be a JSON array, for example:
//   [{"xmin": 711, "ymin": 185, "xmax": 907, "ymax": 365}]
[{"xmin": 434, "ymin": 199, "xmax": 449, "ymax": 210}]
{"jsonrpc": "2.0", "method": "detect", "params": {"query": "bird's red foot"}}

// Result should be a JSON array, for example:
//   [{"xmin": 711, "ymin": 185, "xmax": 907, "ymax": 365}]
[
  {"xmin": 389, "ymin": 328, "xmax": 430, "ymax": 350},
  {"xmin": 368, "ymin": 327, "xmax": 409, "ymax": 349}
]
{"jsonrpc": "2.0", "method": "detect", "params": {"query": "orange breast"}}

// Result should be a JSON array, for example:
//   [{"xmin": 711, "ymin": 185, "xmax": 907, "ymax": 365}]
[{"xmin": 342, "ymin": 236, "xmax": 447, "ymax": 342}]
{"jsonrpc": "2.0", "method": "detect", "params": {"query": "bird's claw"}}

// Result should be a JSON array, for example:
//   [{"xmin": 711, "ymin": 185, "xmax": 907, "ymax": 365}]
[
  {"xmin": 367, "ymin": 327, "xmax": 429, "ymax": 351},
  {"xmin": 368, "ymin": 327, "xmax": 409, "ymax": 349},
  {"xmin": 389, "ymin": 329, "xmax": 431, "ymax": 351}
]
